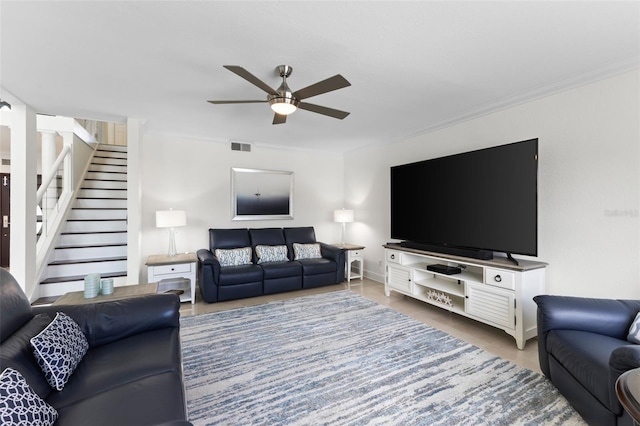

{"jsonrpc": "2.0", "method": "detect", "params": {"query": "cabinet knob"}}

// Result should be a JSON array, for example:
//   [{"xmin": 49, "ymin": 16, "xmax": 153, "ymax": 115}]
[
  {"xmin": 390, "ymin": 254, "xmax": 395, "ymax": 259},
  {"xmin": 494, "ymin": 275, "xmax": 502, "ymax": 283}
]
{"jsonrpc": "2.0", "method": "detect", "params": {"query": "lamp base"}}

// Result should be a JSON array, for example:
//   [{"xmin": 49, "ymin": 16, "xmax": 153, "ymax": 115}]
[{"xmin": 168, "ymin": 227, "xmax": 177, "ymax": 257}]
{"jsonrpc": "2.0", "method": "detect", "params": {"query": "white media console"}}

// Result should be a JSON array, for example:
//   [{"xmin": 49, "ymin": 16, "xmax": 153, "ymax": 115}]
[{"xmin": 384, "ymin": 244, "xmax": 547, "ymax": 349}]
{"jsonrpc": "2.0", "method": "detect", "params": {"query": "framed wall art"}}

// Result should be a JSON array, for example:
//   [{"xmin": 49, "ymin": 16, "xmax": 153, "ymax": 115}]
[{"xmin": 231, "ymin": 168, "xmax": 294, "ymax": 220}]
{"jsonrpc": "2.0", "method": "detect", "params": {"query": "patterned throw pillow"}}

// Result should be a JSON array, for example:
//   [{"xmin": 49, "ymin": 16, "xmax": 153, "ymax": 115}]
[
  {"xmin": 628, "ymin": 312, "xmax": 640, "ymax": 344},
  {"xmin": 215, "ymin": 247, "xmax": 252, "ymax": 267},
  {"xmin": 30, "ymin": 312, "xmax": 89, "ymax": 391},
  {"xmin": 0, "ymin": 368, "xmax": 58, "ymax": 425},
  {"xmin": 255, "ymin": 245, "xmax": 289, "ymax": 264},
  {"xmin": 293, "ymin": 243, "xmax": 322, "ymax": 260}
]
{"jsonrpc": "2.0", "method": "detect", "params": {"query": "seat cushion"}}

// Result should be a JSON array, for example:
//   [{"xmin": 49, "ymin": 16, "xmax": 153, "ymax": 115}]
[
  {"xmin": 297, "ymin": 258, "xmax": 336, "ymax": 275},
  {"xmin": 260, "ymin": 261, "xmax": 302, "ymax": 279},
  {"xmin": 52, "ymin": 371, "xmax": 186, "ymax": 426},
  {"xmin": 46, "ymin": 327, "xmax": 182, "ymax": 410},
  {"xmin": 547, "ymin": 329, "xmax": 627, "ymax": 411},
  {"xmin": 218, "ymin": 264, "xmax": 263, "ymax": 286}
]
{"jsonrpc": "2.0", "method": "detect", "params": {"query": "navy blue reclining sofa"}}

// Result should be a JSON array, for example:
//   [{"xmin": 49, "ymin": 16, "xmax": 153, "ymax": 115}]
[{"xmin": 196, "ymin": 226, "xmax": 345, "ymax": 303}]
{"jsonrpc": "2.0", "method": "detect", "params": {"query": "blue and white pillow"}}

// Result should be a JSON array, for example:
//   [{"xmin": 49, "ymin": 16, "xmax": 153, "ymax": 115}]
[
  {"xmin": 31, "ymin": 312, "xmax": 89, "ymax": 391},
  {"xmin": 215, "ymin": 247, "xmax": 252, "ymax": 267},
  {"xmin": 0, "ymin": 368, "xmax": 58, "ymax": 425},
  {"xmin": 293, "ymin": 243, "xmax": 322, "ymax": 260},
  {"xmin": 255, "ymin": 245, "xmax": 288, "ymax": 264},
  {"xmin": 628, "ymin": 312, "xmax": 640, "ymax": 344}
]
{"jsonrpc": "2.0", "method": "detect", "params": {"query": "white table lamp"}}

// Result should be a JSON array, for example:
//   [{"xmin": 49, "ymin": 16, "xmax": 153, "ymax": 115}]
[
  {"xmin": 334, "ymin": 209, "xmax": 354, "ymax": 247},
  {"xmin": 156, "ymin": 210, "xmax": 186, "ymax": 256}
]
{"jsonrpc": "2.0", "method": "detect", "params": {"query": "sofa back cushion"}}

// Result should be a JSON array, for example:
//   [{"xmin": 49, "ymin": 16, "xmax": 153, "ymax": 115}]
[
  {"xmin": 249, "ymin": 228, "xmax": 287, "ymax": 262},
  {"xmin": 210, "ymin": 229, "xmax": 251, "ymax": 251},
  {"xmin": 0, "ymin": 313, "xmax": 53, "ymax": 399},
  {"xmin": 0, "ymin": 269, "xmax": 34, "ymax": 343},
  {"xmin": 283, "ymin": 227, "xmax": 317, "ymax": 260}
]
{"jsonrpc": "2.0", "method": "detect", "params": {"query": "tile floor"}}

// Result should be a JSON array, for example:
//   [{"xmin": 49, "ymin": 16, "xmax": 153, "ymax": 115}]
[{"xmin": 179, "ymin": 278, "xmax": 542, "ymax": 374}]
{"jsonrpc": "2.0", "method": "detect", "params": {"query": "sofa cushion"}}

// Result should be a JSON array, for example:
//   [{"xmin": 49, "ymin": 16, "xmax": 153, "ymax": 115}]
[
  {"xmin": 255, "ymin": 245, "xmax": 289, "ymax": 264},
  {"xmin": 260, "ymin": 260, "xmax": 302, "ymax": 279},
  {"xmin": 46, "ymin": 327, "xmax": 182, "ymax": 411},
  {"xmin": 52, "ymin": 371, "xmax": 185, "ymax": 426},
  {"xmin": 215, "ymin": 247, "xmax": 252, "ymax": 266},
  {"xmin": 548, "ymin": 329, "xmax": 626, "ymax": 411},
  {"xmin": 218, "ymin": 264, "xmax": 263, "ymax": 286},
  {"xmin": 0, "ymin": 269, "xmax": 34, "ymax": 343},
  {"xmin": 0, "ymin": 368, "xmax": 58, "ymax": 426},
  {"xmin": 0, "ymin": 313, "xmax": 53, "ymax": 399},
  {"xmin": 31, "ymin": 313, "xmax": 89, "ymax": 391},
  {"xmin": 293, "ymin": 243, "xmax": 322, "ymax": 260},
  {"xmin": 297, "ymin": 258, "xmax": 336, "ymax": 275},
  {"xmin": 210, "ymin": 228, "xmax": 251, "ymax": 251}
]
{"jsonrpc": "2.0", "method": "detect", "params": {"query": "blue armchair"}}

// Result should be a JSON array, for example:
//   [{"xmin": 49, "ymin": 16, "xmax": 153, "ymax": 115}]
[{"xmin": 534, "ymin": 295, "xmax": 640, "ymax": 425}]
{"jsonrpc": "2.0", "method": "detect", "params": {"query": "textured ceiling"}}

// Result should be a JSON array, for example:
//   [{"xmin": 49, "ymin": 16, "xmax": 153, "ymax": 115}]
[{"xmin": 1, "ymin": 1, "xmax": 638, "ymax": 153}]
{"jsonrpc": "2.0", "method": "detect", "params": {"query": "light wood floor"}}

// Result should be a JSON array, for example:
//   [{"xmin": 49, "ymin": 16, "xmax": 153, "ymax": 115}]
[{"xmin": 180, "ymin": 278, "xmax": 542, "ymax": 374}]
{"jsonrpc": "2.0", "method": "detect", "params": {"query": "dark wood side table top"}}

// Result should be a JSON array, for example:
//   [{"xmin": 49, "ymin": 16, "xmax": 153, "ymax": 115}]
[{"xmin": 617, "ymin": 368, "xmax": 640, "ymax": 424}]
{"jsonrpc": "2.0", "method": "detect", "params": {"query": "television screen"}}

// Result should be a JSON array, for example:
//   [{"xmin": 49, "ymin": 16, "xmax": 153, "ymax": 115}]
[{"xmin": 390, "ymin": 139, "xmax": 538, "ymax": 257}]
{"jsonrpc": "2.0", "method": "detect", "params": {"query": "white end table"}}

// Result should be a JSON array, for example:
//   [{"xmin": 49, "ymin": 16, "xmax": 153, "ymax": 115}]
[
  {"xmin": 334, "ymin": 244, "xmax": 365, "ymax": 284},
  {"xmin": 146, "ymin": 252, "xmax": 197, "ymax": 304}
]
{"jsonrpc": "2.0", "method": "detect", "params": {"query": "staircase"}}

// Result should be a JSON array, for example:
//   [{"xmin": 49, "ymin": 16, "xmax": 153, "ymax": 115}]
[{"xmin": 40, "ymin": 144, "xmax": 128, "ymax": 296}]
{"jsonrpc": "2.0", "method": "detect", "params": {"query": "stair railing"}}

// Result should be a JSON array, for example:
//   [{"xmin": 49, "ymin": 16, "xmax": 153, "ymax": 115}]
[
  {"xmin": 36, "ymin": 144, "xmax": 71, "ymax": 245},
  {"xmin": 34, "ymin": 116, "xmax": 96, "ymax": 279}
]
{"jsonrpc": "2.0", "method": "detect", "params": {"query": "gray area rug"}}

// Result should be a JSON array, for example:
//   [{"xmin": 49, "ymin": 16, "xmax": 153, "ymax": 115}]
[{"xmin": 180, "ymin": 291, "xmax": 584, "ymax": 425}]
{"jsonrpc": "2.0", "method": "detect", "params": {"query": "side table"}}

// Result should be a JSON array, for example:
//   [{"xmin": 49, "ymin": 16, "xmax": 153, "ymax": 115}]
[
  {"xmin": 53, "ymin": 283, "xmax": 158, "ymax": 306},
  {"xmin": 146, "ymin": 252, "xmax": 197, "ymax": 304},
  {"xmin": 616, "ymin": 368, "xmax": 640, "ymax": 424},
  {"xmin": 333, "ymin": 244, "xmax": 365, "ymax": 284}
]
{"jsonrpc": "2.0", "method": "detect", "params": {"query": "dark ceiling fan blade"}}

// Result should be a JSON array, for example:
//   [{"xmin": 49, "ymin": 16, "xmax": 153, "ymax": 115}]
[
  {"xmin": 207, "ymin": 100, "xmax": 267, "ymax": 104},
  {"xmin": 293, "ymin": 74, "xmax": 351, "ymax": 100},
  {"xmin": 298, "ymin": 102, "xmax": 350, "ymax": 119},
  {"xmin": 272, "ymin": 113, "xmax": 287, "ymax": 125},
  {"xmin": 223, "ymin": 65, "xmax": 278, "ymax": 96}
]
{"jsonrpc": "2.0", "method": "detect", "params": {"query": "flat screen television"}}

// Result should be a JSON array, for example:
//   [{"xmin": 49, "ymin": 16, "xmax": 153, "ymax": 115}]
[{"xmin": 390, "ymin": 138, "xmax": 538, "ymax": 261}]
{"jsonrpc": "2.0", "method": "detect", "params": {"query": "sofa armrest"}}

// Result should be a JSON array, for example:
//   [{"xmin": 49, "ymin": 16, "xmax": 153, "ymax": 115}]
[
  {"xmin": 611, "ymin": 345, "xmax": 640, "ymax": 373},
  {"xmin": 609, "ymin": 345, "xmax": 640, "ymax": 415},
  {"xmin": 319, "ymin": 242, "xmax": 341, "ymax": 262},
  {"xmin": 319, "ymin": 243, "xmax": 346, "ymax": 283},
  {"xmin": 33, "ymin": 293, "xmax": 180, "ymax": 348},
  {"xmin": 197, "ymin": 249, "xmax": 221, "ymax": 302}
]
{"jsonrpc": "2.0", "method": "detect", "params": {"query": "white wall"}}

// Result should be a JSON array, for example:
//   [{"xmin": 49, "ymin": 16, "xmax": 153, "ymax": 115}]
[
  {"xmin": 139, "ymin": 134, "xmax": 345, "ymax": 281},
  {"xmin": 345, "ymin": 70, "xmax": 640, "ymax": 298}
]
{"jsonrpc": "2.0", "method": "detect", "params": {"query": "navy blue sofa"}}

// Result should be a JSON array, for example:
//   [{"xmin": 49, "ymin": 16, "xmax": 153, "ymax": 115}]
[
  {"xmin": 0, "ymin": 268, "xmax": 191, "ymax": 426},
  {"xmin": 534, "ymin": 295, "xmax": 640, "ymax": 425},
  {"xmin": 196, "ymin": 226, "xmax": 345, "ymax": 303}
]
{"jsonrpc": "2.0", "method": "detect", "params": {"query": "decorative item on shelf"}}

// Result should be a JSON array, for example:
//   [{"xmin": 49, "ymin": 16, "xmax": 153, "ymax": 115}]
[
  {"xmin": 156, "ymin": 209, "xmax": 187, "ymax": 256},
  {"xmin": 334, "ymin": 208, "xmax": 354, "ymax": 247},
  {"xmin": 100, "ymin": 278, "xmax": 114, "ymax": 295},
  {"xmin": 84, "ymin": 273, "xmax": 101, "ymax": 299},
  {"xmin": 425, "ymin": 289, "xmax": 453, "ymax": 307}
]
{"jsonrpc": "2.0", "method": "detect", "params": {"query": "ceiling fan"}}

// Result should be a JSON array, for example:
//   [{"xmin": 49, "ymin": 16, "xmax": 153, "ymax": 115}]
[{"xmin": 208, "ymin": 65, "xmax": 351, "ymax": 125}]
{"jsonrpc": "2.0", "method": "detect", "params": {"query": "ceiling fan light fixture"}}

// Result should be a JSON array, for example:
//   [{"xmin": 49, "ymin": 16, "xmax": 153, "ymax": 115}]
[{"xmin": 269, "ymin": 96, "xmax": 299, "ymax": 115}]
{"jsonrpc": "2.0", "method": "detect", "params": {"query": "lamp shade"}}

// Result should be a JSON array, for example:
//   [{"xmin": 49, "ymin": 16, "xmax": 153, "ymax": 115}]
[
  {"xmin": 156, "ymin": 210, "xmax": 186, "ymax": 228},
  {"xmin": 334, "ymin": 209, "xmax": 354, "ymax": 223}
]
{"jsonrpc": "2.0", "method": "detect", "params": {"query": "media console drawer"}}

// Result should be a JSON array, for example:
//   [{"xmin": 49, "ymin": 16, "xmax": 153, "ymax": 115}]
[
  {"xmin": 386, "ymin": 250, "xmax": 401, "ymax": 264},
  {"xmin": 485, "ymin": 268, "xmax": 515, "ymax": 290}
]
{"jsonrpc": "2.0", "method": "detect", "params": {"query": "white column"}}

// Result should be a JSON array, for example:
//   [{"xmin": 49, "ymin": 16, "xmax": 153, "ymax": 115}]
[
  {"xmin": 40, "ymin": 131, "xmax": 57, "ymax": 221},
  {"xmin": 9, "ymin": 105, "xmax": 38, "ymax": 299},
  {"xmin": 127, "ymin": 118, "xmax": 144, "ymax": 283}
]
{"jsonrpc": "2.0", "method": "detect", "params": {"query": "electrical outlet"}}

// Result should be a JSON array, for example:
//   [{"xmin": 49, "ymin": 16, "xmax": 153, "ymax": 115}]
[{"xmin": 378, "ymin": 259, "xmax": 383, "ymax": 267}]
